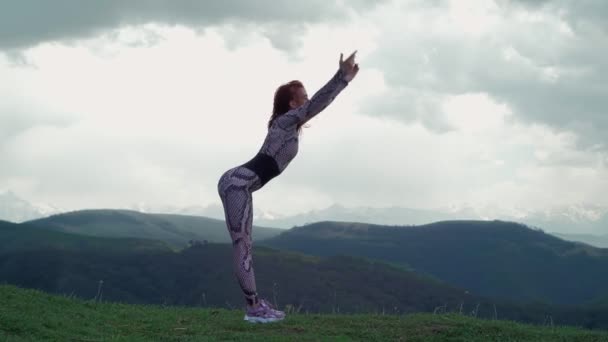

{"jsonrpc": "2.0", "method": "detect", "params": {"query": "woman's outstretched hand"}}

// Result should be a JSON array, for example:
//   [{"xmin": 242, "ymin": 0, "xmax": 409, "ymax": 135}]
[{"xmin": 339, "ymin": 50, "xmax": 359, "ymax": 82}]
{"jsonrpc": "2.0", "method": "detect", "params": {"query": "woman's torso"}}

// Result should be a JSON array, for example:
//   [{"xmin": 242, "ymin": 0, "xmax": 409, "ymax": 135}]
[{"xmin": 237, "ymin": 119, "xmax": 300, "ymax": 188}]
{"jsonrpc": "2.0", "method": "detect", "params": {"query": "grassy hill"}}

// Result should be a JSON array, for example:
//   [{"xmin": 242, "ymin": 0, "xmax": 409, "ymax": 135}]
[
  {"xmin": 0, "ymin": 220, "xmax": 489, "ymax": 314},
  {"xmin": 0, "ymin": 220, "xmax": 173, "ymax": 255},
  {"xmin": 259, "ymin": 220, "xmax": 608, "ymax": 306},
  {"xmin": 24, "ymin": 209, "xmax": 284, "ymax": 249},
  {"xmin": 3, "ymin": 220, "xmax": 608, "ymax": 328},
  {"xmin": 1, "ymin": 284, "xmax": 607, "ymax": 341}
]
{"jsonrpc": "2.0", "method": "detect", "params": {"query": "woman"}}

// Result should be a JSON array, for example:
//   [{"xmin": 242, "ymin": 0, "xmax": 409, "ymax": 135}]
[{"xmin": 217, "ymin": 51, "xmax": 359, "ymax": 323}]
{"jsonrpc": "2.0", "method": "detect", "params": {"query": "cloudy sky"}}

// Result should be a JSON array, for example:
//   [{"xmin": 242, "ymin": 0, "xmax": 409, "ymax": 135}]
[{"xmin": 1, "ymin": 0, "xmax": 607, "ymax": 218}]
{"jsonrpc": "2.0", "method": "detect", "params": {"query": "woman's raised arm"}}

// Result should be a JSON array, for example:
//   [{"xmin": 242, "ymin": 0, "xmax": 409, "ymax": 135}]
[{"xmin": 282, "ymin": 51, "xmax": 359, "ymax": 126}]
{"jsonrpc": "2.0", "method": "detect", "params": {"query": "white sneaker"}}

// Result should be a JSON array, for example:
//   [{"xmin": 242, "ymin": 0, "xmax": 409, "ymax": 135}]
[{"xmin": 243, "ymin": 299, "xmax": 286, "ymax": 323}]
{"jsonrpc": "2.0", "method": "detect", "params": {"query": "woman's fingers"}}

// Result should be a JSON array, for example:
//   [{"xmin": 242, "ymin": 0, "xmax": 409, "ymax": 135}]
[
  {"xmin": 347, "ymin": 50, "xmax": 357, "ymax": 60},
  {"xmin": 346, "ymin": 50, "xmax": 357, "ymax": 64},
  {"xmin": 340, "ymin": 50, "xmax": 358, "ymax": 74},
  {"xmin": 340, "ymin": 51, "xmax": 357, "ymax": 62}
]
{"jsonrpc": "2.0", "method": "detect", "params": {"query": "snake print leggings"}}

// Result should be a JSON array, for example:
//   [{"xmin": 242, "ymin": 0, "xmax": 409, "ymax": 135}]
[{"xmin": 217, "ymin": 165, "xmax": 264, "ymax": 307}]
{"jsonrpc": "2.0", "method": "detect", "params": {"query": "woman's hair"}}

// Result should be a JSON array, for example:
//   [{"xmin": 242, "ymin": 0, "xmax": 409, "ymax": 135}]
[{"xmin": 268, "ymin": 80, "xmax": 307, "ymax": 135}]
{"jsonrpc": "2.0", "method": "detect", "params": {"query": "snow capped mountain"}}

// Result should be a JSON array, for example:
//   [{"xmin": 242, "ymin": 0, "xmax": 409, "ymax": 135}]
[
  {"xmin": 0, "ymin": 190, "xmax": 62, "ymax": 223},
  {"xmin": 125, "ymin": 202, "xmax": 284, "ymax": 223},
  {"xmin": 83, "ymin": 198, "xmax": 608, "ymax": 235},
  {"xmin": 2, "ymin": 185, "xmax": 603, "ymax": 235},
  {"xmin": 538, "ymin": 204, "xmax": 605, "ymax": 222},
  {"xmin": 249, "ymin": 202, "xmax": 608, "ymax": 235},
  {"xmin": 125, "ymin": 202, "xmax": 226, "ymax": 220},
  {"xmin": 442, "ymin": 203, "xmax": 533, "ymax": 220},
  {"xmin": 515, "ymin": 205, "xmax": 608, "ymax": 235},
  {"xmin": 250, "ymin": 203, "xmax": 461, "ymax": 229}
]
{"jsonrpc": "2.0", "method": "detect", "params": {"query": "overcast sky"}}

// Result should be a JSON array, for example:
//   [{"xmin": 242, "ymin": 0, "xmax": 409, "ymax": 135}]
[{"xmin": 1, "ymin": 0, "xmax": 607, "ymax": 217}]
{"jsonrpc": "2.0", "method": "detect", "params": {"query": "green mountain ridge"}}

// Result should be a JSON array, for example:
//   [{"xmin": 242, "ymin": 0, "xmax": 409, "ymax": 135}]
[
  {"xmin": 0, "ymin": 220, "xmax": 484, "ymax": 313},
  {"xmin": 0, "ymin": 219, "xmax": 173, "ymax": 255},
  {"xmin": 2, "ymin": 218, "xmax": 608, "ymax": 328},
  {"xmin": 16, "ymin": 211, "xmax": 608, "ymax": 307},
  {"xmin": 24, "ymin": 209, "xmax": 284, "ymax": 249},
  {"xmin": 259, "ymin": 220, "xmax": 608, "ymax": 306},
  {"xmin": 16, "ymin": 211, "xmax": 608, "ymax": 306}
]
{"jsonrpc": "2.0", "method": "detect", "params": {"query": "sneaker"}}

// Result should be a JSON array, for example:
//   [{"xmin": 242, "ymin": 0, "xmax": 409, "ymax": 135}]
[{"xmin": 243, "ymin": 299, "xmax": 286, "ymax": 323}]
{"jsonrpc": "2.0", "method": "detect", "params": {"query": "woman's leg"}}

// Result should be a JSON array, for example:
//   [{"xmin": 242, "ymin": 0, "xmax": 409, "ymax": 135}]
[{"xmin": 218, "ymin": 168, "xmax": 261, "ymax": 307}]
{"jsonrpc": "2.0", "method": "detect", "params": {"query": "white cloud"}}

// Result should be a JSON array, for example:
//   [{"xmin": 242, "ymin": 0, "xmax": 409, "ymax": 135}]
[
  {"xmin": 360, "ymin": 0, "xmax": 608, "ymax": 147},
  {"xmin": 0, "ymin": 0, "xmax": 388, "ymax": 51},
  {"xmin": 1, "ymin": 0, "xmax": 607, "ymax": 222}
]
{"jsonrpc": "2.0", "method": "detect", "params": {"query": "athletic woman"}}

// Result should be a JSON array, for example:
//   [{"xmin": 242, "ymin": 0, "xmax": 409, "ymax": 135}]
[{"xmin": 217, "ymin": 51, "xmax": 359, "ymax": 323}]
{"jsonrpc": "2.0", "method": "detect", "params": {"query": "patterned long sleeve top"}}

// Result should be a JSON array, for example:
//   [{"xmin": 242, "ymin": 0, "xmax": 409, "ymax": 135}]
[{"xmin": 240, "ymin": 68, "xmax": 350, "ymax": 187}]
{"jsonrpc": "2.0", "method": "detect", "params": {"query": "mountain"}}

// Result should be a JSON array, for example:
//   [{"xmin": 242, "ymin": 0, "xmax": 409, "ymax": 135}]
[
  {"xmin": 213, "ymin": 202, "xmax": 608, "ymax": 237},
  {"xmin": 0, "ymin": 219, "xmax": 172, "ymax": 255},
  {"xmin": 259, "ymin": 220, "xmax": 608, "ymax": 306},
  {"xmin": 3, "ymin": 220, "xmax": 608, "ymax": 329},
  {"xmin": 24, "ymin": 209, "xmax": 284, "ymax": 250},
  {"xmin": 0, "ymin": 190, "xmax": 61, "ymax": 223},
  {"xmin": 551, "ymin": 233, "xmax": 608, "ymax": 249},
  {"xmin": 250, "ymin": 203, "xmax": 460, "ymax": 229},
  {"xmin": 126, "ymin": 202, "xmax": 284, "ymax": 223},
  {"xmin": 0, "ymin": 220, "xmax": 494, "ymax": 315},
  {"xmin": 417, "ymin": 203, "xmax": 608, "ymax": 234},
  {"xmin": 127, "ymin": 202, "xmax": 226, "ymax": 220},
  {"xmin": 3, "ymin": 190, "xmax": 606, "ymax": 237}
]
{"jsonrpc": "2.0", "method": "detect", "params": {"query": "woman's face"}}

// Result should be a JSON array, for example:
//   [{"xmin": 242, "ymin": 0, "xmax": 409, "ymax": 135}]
[{"xmin": 289, "ymin": 86, "xmax": 309, "ymax": 109}]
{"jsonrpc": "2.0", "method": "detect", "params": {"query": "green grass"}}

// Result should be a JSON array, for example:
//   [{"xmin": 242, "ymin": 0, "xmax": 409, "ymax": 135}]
[{"xmin": 1, "ymin": 284, "xmax": 607, "ymax": 341}]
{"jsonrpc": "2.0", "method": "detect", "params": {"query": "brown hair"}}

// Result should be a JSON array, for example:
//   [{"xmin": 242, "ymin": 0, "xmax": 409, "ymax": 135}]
[{"xmin": 267, "ymin": 80, "xmax": 307, "ymax": 135}]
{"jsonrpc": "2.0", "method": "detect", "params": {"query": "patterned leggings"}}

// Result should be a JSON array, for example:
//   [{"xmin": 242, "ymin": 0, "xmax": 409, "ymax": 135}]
[{"xmin": 217, "ymin": 166, "xmax": 264, "ymax": 307}]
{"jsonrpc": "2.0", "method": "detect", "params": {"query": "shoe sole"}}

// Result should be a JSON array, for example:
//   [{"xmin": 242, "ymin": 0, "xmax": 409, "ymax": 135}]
[{"xmin": 244, "ymin": 315, "xmax": 285, "ymax": 323}]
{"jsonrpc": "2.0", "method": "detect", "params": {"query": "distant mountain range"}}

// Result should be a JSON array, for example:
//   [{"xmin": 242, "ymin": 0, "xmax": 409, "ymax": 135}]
[
  {"xmin": 0, "ymin": 190, "xmax": 60, "ymax": 223},
  {"xmin": 2, "ymin": 190, "xmax": 606, "ymax": 244},
  {"xmin": 126, "ymin": 201, "xmax": 608, "ymax": 236}
]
